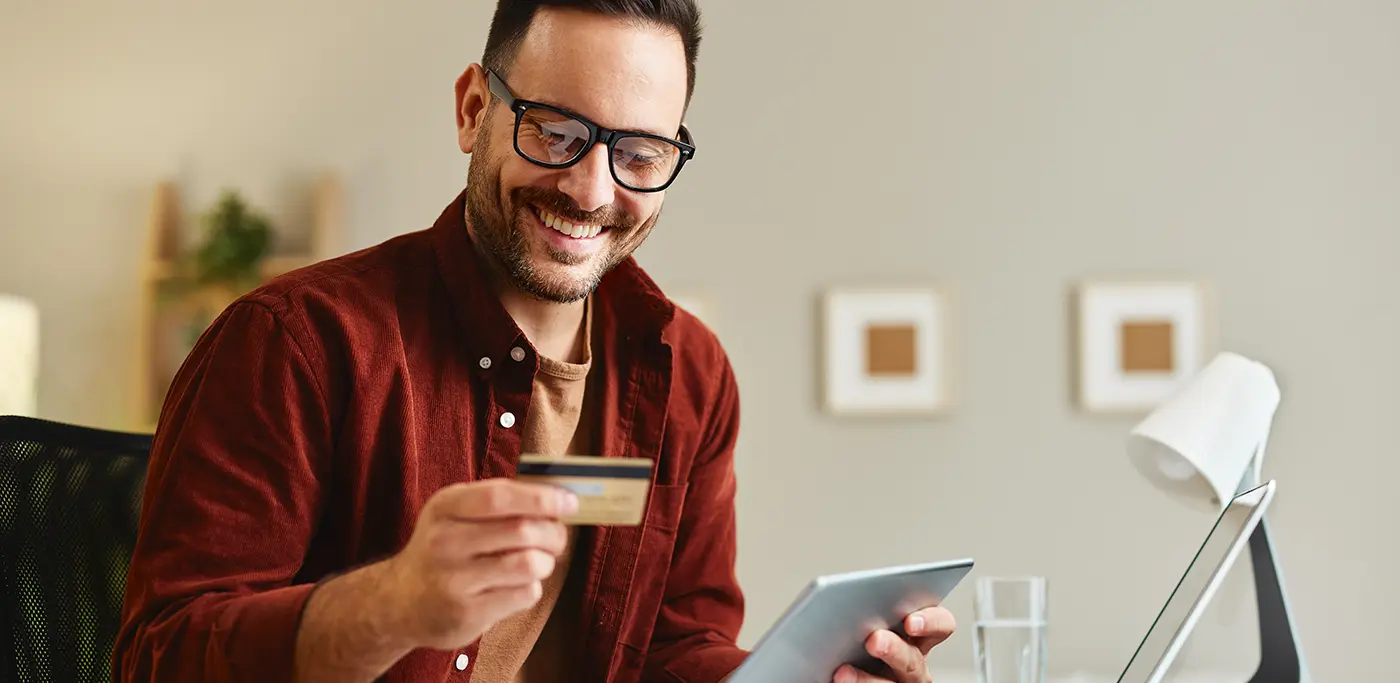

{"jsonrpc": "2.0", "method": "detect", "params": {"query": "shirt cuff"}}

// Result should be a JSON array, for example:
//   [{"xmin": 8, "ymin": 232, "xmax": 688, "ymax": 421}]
[{"xmin": 214, "ymin": 582, "xmax": 319, "ymax": 679}]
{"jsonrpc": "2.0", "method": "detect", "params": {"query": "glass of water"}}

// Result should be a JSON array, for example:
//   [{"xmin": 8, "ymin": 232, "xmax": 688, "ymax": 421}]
[{"xmin": 973, "ymin": 576, "xmax": 1047, "ymax": 683}]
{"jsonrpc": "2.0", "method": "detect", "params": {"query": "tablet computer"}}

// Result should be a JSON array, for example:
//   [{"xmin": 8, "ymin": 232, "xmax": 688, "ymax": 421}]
[{"xmin": 727, "ymin": 558, "xmax": 975, "ymax": 683}]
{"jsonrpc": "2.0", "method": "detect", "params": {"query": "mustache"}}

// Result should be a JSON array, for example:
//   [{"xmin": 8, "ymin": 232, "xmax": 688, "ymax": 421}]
[{"xmin": 514, "ymin": 186, "xmax": 634, "ymax": 228}]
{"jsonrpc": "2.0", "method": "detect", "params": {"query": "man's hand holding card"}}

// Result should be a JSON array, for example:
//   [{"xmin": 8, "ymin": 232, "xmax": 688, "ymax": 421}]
[
  {"xmin": 368, "ymin": 455, "xmax": 655, "ymax": 653},
  {"xmin": 370, "ymin": 478, "xmax": 579, "ymax": 652}
]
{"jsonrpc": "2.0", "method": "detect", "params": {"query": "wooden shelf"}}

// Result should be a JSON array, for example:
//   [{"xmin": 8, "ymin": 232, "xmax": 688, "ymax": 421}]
[
  {"xmin": 140, "ymin": 254, "xmax": 322, "ymax": 282},
  {"xmin": 131, "ymin": 173, "xmax": 344, "ymax": 432}
]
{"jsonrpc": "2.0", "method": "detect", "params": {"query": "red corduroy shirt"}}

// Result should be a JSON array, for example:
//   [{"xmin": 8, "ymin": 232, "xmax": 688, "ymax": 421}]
[{"xmin": 113, "ymin": 189, "xmax": 750, "ymax": 683}]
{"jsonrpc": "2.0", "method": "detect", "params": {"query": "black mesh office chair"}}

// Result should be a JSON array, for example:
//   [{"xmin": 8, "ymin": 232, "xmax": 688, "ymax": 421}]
[{"xmin": 0, "ymin": 415, "xmax": 152, "ymax": 683}]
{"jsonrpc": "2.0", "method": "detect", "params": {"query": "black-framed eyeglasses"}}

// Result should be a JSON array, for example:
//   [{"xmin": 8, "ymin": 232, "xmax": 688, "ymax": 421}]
[{"xmin": 487, "ymin": 69, "xmax": 695, "ymax": 193}]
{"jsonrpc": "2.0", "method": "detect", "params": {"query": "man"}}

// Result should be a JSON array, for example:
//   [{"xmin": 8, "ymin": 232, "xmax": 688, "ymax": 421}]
[{"xmin": 113, "ymin": 1, "xmax": 956, "ymax": 682}]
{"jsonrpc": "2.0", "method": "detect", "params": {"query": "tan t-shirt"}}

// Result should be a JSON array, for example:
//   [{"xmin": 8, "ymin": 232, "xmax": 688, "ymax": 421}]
[{"xmin": 471, "ymin": 303, "xmax": 595, "ymax": 683}]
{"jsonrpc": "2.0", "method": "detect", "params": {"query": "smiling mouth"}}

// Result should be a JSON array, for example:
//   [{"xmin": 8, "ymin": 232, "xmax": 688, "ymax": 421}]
[{"xmin": 533, "ymin": 205, "xmax": 605, "ymax": 240}]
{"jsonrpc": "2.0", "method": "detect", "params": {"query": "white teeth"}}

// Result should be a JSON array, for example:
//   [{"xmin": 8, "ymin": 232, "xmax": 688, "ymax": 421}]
[{"xmin": 538, "ymin": 208, "xmax": 600, "ymax": 239}]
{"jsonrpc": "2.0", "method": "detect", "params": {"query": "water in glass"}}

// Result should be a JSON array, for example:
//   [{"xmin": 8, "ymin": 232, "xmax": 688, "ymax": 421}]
[{"xmin": 973, "ymin": 577, "xmax": 1047, "ymax": 683}]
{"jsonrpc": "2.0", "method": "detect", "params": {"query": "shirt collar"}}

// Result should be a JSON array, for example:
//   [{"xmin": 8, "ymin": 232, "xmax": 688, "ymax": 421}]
[{"xmin": 428, "ymin": 187, "xmax": 676, "ymax": 366}]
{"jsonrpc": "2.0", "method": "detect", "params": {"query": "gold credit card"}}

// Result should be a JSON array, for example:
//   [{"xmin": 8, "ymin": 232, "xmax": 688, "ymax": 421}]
[{"xmin": 515, "ymin": 454, "xmax": 654, "ymax": 526}]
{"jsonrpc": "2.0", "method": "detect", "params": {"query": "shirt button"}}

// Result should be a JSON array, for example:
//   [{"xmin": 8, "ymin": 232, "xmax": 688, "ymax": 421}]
[
  {"xmin": 500, "ymin": 412, "xmax": 516, "ymax": 428},
  {"xmin": 510, "ymin": 346, "xmax": 526, "ymax": 362},
  {"xmin": 478, "ymin": 357, "xmax": 492, "ymax": 369},
  {"xmin": 455, "ymin": 653, "xmax": 469, "ymax": 670}
]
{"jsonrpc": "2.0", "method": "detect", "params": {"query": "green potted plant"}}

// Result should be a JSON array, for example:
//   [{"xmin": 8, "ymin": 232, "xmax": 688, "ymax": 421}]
[
  {"xmin": 158, "ymin": 190, "xmax": 276, "ymax": 348},
  {"xmin": 189, "ymin": 189, "xmax": 274, "ymax": 293}
]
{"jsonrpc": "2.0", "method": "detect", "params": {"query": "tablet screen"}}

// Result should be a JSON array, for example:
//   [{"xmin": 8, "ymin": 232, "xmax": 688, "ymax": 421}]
[{"xmin": 1117, "ymin": 481, "xmax": 1274, "ymax": 683}]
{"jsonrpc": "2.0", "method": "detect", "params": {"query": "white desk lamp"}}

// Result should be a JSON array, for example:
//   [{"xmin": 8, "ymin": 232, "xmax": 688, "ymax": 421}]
[
  {"xmin": 1126, "ymin": 351, "xmax": 1311, "ymax": 683},
  {"xmin": 0, "ymin": 294, "xmax": 40, "ymax": 417}
]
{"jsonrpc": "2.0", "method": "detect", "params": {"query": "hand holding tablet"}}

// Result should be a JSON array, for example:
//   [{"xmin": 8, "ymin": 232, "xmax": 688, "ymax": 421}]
[
  {"xmin": 726, "ymin": 559, "xmax": 975, "ymax": 683},
  {"xmin": 830, "ymin": 605, "xmax": 959, "ymax": 683}
]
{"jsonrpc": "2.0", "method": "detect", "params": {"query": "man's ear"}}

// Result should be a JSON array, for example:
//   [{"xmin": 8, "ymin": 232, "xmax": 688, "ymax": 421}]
[{"xmin": 455, "ymin": 63, "xmax": 491, "ymax": 154}]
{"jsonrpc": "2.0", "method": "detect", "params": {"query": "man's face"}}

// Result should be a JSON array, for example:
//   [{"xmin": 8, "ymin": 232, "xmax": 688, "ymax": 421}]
[{"xmin": 455, "ymin": 8, "xmax": 690, "ymax": 303}]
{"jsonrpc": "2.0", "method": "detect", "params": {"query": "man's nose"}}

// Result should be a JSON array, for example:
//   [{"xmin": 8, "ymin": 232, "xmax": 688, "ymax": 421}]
[{"xmin": 558, "ymin": 143, "xmax": 616, "ymax": 213}]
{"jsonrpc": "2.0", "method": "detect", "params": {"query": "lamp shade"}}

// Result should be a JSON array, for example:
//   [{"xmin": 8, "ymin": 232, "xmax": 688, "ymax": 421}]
[
  {"xmin": 1126, "ymin": 351, "xmax": 1280, "ymax": 512},
  {"xmin": 0, "ymin": 293, "xmax": 40, "ymax": 417}
]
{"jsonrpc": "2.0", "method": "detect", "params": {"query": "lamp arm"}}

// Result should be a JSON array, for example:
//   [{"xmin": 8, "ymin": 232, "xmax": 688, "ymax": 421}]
[
  {"xmin": 1246, "ymin": 517, "xmax": 1312, "ymax": 683},
  {"xmin": 1239, "ymin": 439, "xmax": 1313, "ymax": 683}
]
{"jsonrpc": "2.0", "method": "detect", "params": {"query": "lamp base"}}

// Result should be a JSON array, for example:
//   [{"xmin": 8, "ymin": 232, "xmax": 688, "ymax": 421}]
[{"xmin": 1246, "ymin": 516, "xmax": 1312, "ymax": 683}]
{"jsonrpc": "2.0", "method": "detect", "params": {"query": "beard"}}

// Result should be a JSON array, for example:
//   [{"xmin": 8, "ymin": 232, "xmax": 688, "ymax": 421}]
[{"xmin": 464, "ymin": 120, "xmax": 656, "ymax": 304}]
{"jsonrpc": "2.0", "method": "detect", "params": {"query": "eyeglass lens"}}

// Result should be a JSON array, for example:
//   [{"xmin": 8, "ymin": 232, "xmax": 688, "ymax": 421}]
[{"xmin": 516, "ymin": 106, "xmax": 682, "ymax": 190}]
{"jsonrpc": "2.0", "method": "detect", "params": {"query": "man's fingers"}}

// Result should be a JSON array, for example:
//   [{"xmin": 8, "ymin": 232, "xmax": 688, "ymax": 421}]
[
  {"xmin": 461, "ymin": 517, "xmax": 570, "ymax": 558},
  {"xmin": 454, "ymin": 548, "xmax": 558, "ymax": 595},
  {"xmin": 827, "ymin": 609, "xmax": 954, "ymax": 683},
  {"xmin": 465, "ymin": 581, "xmax": 547, "ymax": 624},
  {"xmin": 832, "ymin": 663, "xmax": 893, "ymax": 683},
  {"xmin": 865, "ymin": 629, "xmax": 929, "ymax": 683},
  {"xmin": 431, "ymin": 479, "xmax": 578, "ymax": 521},
  {"xmin": 418, "ymin": 515, "xmax": 568, "ymax": 565},
  {"xmin": 906, "ymin": 606, "xmax": 957, "ymax": 652}
]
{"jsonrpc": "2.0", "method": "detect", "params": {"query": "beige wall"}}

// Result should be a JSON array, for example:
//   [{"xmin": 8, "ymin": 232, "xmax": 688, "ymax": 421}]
[{"xmin": 3, "ymin": 1, "xmax": 1396, "ymax": 679}]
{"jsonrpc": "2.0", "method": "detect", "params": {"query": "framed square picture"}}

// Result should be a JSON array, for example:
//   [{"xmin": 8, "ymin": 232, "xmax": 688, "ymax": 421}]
[
  {"xmin": 1074, "ymin": 279, "xmax": 1216, "ymax": 413},
  {"xmin": 822, "ymin": 286, "xmax": 954, "ymax": 416}
]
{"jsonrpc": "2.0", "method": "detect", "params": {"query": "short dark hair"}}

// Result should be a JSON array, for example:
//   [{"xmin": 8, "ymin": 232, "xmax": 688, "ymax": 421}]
[{"xmin": 482, "ymin": 0, "xmax": 703, "ymax": 105}]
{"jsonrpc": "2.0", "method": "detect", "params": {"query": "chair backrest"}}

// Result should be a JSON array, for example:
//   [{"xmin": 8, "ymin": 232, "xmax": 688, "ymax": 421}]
[{"xmin": 0, "ymin": 416, "xmax": 152, "ymax": 683}]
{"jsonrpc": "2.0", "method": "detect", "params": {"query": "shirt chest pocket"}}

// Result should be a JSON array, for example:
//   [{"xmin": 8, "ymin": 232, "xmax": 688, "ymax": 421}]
[{"xmin": 618, "ymin": 482, "xmax": 688, "ymax": 651}]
